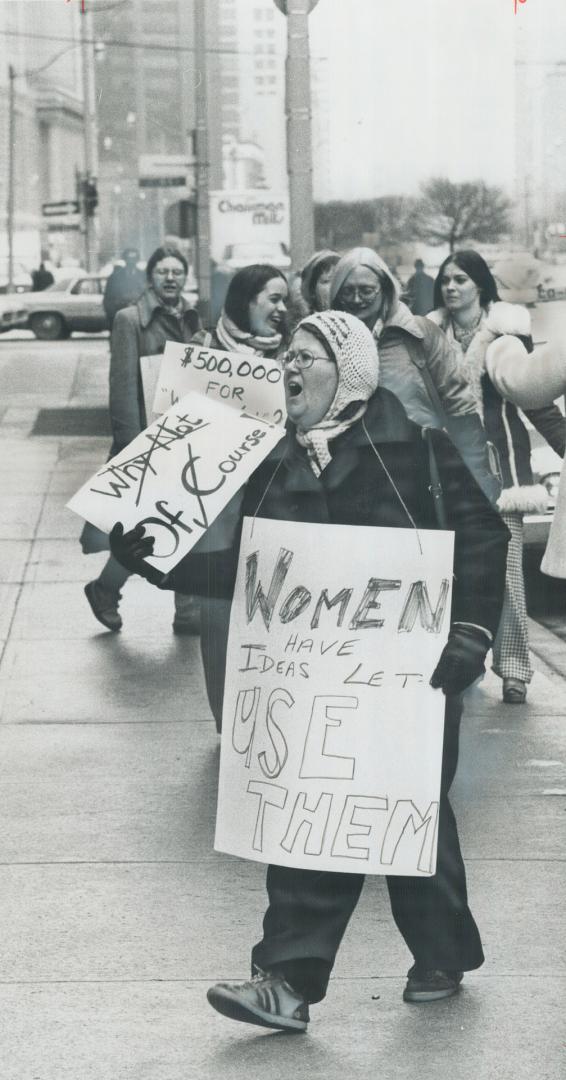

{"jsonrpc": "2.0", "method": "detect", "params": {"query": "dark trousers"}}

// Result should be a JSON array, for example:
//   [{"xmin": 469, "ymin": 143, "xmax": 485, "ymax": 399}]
[{"xmin": 251, "ymin": 694, "xmax": 484, "ymax": 1003}]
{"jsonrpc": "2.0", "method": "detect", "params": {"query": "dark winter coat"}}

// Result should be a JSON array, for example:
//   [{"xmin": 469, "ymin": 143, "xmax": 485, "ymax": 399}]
[
  {"xmin": 103, "ymin": 264, "xmax": 146, "ymax": 324},
  {"xmin": 109, "ymin": 288, "xmax": 200, "ymax": 455},
  {"xmin": 163, "ymin": 388, "xmax": 510, "ymax": 637}
]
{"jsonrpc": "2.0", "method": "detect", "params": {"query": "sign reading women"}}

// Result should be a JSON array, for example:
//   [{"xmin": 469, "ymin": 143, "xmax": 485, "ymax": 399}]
[{"xmin": 215, "ymin": 518, "xmax": 454, "ymax": 877}]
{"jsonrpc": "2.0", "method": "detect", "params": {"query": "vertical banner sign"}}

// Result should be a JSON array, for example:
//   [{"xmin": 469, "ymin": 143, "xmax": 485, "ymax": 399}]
[
  {"xmin": 67, "ymin": 395, "xmax": 283, "ymax": 572},
  {"xmin": 152, "ymin": 341, "xmax": 286, "ymax": 426},
  {"xmin": 216, "ymin": 518, "xmax": 454, "ymax": 877}
]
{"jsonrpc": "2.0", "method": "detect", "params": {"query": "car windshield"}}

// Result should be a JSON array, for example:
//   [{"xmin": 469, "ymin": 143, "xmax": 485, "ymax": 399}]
[{"xmin": 44, "ymin": 278, "xmax": 74, "ymax": 292}]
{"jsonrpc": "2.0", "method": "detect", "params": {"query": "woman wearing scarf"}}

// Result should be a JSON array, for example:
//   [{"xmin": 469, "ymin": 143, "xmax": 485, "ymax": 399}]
[
  {"xmin": 429, "ymin": 250, "xmax": 566, "ymax": 704},
  {"xmin": 330, "ymin": 247, "xmax": 499, "ymax": 504},
  {"xmin": 190, "ymin": 263, "xmax": 288, "ymax": 727},
  {"xmin": 191, "ymin": 262, "xmax": 288, "ymax": 357},
  {"xmin": 110, "ymin": 311, "xmax": 509, "ymax": 1031}
]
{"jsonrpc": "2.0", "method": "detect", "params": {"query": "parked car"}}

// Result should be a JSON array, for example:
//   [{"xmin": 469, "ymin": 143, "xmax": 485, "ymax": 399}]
[
  {"xmin": 0, "ymin": 274, "xmax": 109, "ymax": 339},
  {"xmin": 523, "ymin": 437, "xmax": 562, "ymax": 549}
]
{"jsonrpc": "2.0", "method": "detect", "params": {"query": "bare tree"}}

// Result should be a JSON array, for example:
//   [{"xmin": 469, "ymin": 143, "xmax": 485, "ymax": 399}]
[{"xmin": 412, "ymin": 178, "xmax": 512, "ymax": 252}]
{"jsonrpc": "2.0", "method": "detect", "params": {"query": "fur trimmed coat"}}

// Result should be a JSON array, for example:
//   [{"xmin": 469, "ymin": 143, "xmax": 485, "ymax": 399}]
[{"xmin": 429, "ymin": 302, "xmax": 566, "ymax": 515}]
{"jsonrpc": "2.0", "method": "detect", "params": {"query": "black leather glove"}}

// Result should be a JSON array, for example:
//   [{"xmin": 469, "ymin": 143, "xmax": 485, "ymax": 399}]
[
  {"xmin": 109, "ymin": 523, "xmax": 165, "ymax": 586},
  {"xmin": 430, "ymin": 624, "xmax": 490, "ymax": 695}
]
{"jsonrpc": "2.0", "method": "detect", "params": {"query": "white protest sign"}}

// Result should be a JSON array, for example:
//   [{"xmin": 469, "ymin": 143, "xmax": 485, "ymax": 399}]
[
  {"xmin": 140, "ymin": 354, "xmax": 162, "ymax": 422},
  {"xmin": 152, "ymin": 341, "xmax": 286, "ymax": 425},
  {"xmin": 215, "ymin": 517, "xmax": 454, "ymax": 877},
  {"xmin": 67, "ymin": 396, "xmax": 283, "ymax": 573}
]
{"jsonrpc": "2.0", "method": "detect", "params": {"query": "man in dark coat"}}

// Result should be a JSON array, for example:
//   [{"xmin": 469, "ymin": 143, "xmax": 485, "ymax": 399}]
[
  {"xmin": 405, "ymin": 258, "xmax": 435, "ymax": 316},
  {"xmin": 102, "ymin": 247, "xmax": 145, "ymax": 327},
  {"xmin": 31, "ymin": 262, "xmax": 54, "ymax": 291}
]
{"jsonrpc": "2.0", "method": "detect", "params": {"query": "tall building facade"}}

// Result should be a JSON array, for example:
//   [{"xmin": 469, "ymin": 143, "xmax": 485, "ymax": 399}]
[
  {"xmin": 92, "ymin": 0, "xmax": 199, "ymax": 261},
  {"xmin": 0, "ymin": 0, "xmax": 85, "ymax": 281}
]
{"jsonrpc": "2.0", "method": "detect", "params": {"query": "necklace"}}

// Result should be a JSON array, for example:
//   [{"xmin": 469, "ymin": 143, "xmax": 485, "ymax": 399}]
[{"xmin": 451, "ymin": 310, "xmax": 483, "ymax": 352}]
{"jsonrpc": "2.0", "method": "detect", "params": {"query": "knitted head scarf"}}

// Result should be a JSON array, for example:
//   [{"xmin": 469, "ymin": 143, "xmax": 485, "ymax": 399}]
[{"xmin": 294, "ymin": 310, "xmax": 379, "ymax": 476}]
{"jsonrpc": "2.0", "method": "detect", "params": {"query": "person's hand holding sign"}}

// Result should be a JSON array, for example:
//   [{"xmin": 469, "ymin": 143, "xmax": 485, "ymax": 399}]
[
  {"xmin": 430, "ymin": 624, "xmax": 491, "ymax": 695},
  {"xmin": 109, "ymin": 522, "xmax": 165, "ymax": 586}
]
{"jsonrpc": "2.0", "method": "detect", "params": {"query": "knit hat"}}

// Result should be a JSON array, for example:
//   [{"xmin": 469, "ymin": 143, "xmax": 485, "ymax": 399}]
[
  {"xmin": 298, "ymin": 310, "xmax": 379, "ymax": 417},
  {"xmin": 293, "ymin": 311, "xmax": 379, "ymax": 476}
]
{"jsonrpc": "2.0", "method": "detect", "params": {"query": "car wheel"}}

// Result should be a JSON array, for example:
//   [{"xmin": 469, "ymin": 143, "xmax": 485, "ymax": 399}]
[{"xmin": 30, "ymin": 312, "xmax": 69, "ymax": 340}]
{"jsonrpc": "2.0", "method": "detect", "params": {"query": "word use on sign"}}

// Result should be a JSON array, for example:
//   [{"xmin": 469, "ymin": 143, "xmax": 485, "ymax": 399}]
[
  {"xmin": 153, "ymin": 341, "xmax": 286, "ymax": 426},
  {"xmin": 67, "ymin": 394, "xmax": 284, "ymax": 573},
  {"xmin": 215, "ymin": 517, "xmax": 454, "ymax": 877}
]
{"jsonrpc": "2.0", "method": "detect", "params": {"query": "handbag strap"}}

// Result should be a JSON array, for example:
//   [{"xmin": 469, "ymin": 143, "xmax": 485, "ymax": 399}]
[{"xmin": 423, "ymin": 428, "xmax": 448, "ymax": 530}]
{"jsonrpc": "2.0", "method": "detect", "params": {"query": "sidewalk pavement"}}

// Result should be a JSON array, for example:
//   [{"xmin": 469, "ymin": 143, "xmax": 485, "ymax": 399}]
[{"xmin": 1, "ymin": 365, "xmax": 565, "ymax": 1079}]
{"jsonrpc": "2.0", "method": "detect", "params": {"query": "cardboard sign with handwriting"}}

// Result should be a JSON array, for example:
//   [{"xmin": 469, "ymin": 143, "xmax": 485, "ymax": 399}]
[
  {"xmin": 67, "ymin": 394, "xmax": 284, "ymax": 573},
  {"xmin": 153, "ymin": 341, "xmax": 286, "ymax": 425},
  {"xmin": 215, "ymin": 517, "xmax": 453, "ymax": 876}
]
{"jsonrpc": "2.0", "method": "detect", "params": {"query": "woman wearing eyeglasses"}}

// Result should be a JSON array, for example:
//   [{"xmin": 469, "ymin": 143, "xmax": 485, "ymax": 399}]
[
  {"xmin": 329, "ymin": 248, "xmax": 499, "ymax": 504},
  {"xmin": 189, "ymin": 263, "xmax": 289, "ymax": 728},
  {"xmin": 110, "ymin": 310, "xmax": 509, "ymax": 1028},
  {"xmin": 83, "ymin": 244, "xmax": 201, "ymax": 634}
]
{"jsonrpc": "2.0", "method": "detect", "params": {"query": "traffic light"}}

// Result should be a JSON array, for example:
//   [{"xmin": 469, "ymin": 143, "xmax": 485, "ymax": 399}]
[{"xmin": 83, "ymin": 178, "xmax": 98, "ymax": 217}]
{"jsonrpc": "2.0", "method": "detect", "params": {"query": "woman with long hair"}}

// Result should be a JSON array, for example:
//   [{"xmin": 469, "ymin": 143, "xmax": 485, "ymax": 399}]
[
  {"xmin": 190, "ymin": 263, "xmax": 289, "ymax": 728},
  {"xmin": 430, "ymin": 250, "xmax": 566, "ymax": 703}
]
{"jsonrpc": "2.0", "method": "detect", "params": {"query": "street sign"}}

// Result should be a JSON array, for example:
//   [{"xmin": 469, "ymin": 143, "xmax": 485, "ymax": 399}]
[
  {"xmin": 45, "ymin": 213, "xmax": 81, "ymax": 231},
  {"xmin": 139, "ymin": 177, "xmax": 188, "ymax": 189},
  {"xmin": 138, "ymin": 154, "xmax": 194, "ymax": 192},
  {"xmin": 42, "ymin": 200, "xmax": 79, "ymax": 217}
]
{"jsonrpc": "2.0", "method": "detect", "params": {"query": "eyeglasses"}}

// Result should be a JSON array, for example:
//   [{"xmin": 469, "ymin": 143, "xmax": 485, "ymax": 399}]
[
  {"xmin": 282, "ymin": 349, "xmax": 333, "ymax": 370},
  {"xmin": 338, "ymin": 284, "xmax": 381, "ymax": 304},
  {"xmin": 153, "ymin": 268, "xmax": 185, "ymax": 279}
]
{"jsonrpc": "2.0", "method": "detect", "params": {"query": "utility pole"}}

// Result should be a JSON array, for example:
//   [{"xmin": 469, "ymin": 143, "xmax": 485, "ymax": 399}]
[
  {"xmin": 80, "ymin": 8, "xmax": 99, "ymax": 271},
  {"xmin": 7, "ymin": 65, "xmax": 16, "ymax": 293},
  {"xmin": 275, "ymin": 0, "xmax": 320, "ymax": 271},
  {"xmin": 193, "ymin": 0, "xmax": 211, "ymax": 326}
]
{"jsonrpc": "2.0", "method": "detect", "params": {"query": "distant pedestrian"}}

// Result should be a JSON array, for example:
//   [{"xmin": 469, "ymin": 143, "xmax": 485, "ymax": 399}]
[
  {"xmin": 430, "ymin": 250, "xmax": 566, "ymax": 704},
  {"xmin": 405, "ymin": 258, "xmax": 435, "ymax": 316},
  {"xmin": 82, "ymin": 245, "xmax": 201, "ymax": 634},
  {"xmin": 189, "ymin": 263, "xmax": 289, "ymax": 730},
  {"xmin": 31, "ymin": 262, "xmax": 54, "ymax": 292},
  {"xmin": 330, "ymin": 247, "xmax": 499, "ymax": 503},
  {"xmin": 102, "ymin": 247, "xmax": 145, "ymax": 327}
]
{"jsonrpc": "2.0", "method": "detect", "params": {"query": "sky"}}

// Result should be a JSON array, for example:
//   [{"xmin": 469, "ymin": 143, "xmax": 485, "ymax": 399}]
[{"xmin": 308, "ymin": 0, "xmax": 566, "ymax": 201}]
